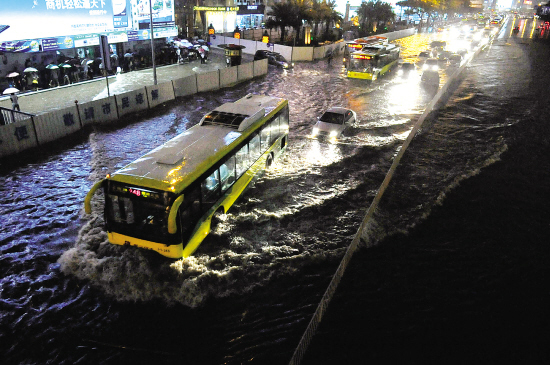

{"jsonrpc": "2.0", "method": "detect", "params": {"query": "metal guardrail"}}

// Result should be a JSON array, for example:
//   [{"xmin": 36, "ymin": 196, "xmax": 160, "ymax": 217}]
[{"xmin": 0, "ymin": 106, "xmax": 35, "ymax": 126}]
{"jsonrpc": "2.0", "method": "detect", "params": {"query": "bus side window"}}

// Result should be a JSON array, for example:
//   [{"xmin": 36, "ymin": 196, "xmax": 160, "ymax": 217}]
[
  {"xmin": 260, "ymin": 125, "xmax": 270, "ymax": 152},
  {"xmin": 221, "ymin": 156, "xmax": 236, "ymax": 192},
  {"xmin": 179, "ymin": 187, "xmax": 201, "ymax": 238},
  {"xmin": 249, "ymin": 134, "xmax": 261, "ymax": 162},
  {"xmin": 271, "ymin": 116, "xmax": 280, "ymax": 143},
  {"xmin": 236, "ymin": 143, "xmax": 249, "ymax": 177},
  {"xmin": 201, "ymin": 169, "xmax": 220, "ymax": 210},
  {"xmin": 280, "ymin": 106, "xmax": 289, "ymax": 133}
]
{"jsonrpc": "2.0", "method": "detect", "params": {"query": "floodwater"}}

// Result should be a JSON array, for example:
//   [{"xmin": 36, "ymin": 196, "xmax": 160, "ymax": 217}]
[{"xmin": 1, "ymin": 19, "xmax": 542, "ymax": 364}]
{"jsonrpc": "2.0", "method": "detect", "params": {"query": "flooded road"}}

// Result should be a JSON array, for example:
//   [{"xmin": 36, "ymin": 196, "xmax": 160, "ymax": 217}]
[{"xmin": 0, "ymin": 21, "xmax": 526, "ymax": 363}]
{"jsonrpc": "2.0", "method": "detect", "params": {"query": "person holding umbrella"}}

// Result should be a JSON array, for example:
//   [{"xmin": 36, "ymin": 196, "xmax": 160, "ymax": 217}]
[
  {"xmin": 3, "ymin": 87, "xmax": 20, "ymax": 111},
  {"xmin": 46, "ymin": 64, "xmax": 59, "ymax": 87}
]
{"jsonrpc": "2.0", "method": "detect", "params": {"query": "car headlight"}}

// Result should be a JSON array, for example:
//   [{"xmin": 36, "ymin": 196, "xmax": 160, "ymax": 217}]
[
  {"xmin": 312, "ymin": 127, "xmax": 319, "ymax": 136},
  {"xmin": 431, "ymin": 65, "xmax": 438, "ymax": 71},
  {"xmin": 329, "ymin": 130, "xmax": 338, "ymax": 138}
]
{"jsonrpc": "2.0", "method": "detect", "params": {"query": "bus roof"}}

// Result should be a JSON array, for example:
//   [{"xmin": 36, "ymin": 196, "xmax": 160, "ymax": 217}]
[
  {"xmin": 352, "ymin": 43, "xmax": 399, "ymax": 56},
  {"xmin": 109, "ymin": 94, "xmax": 286, "ymax": 193}
]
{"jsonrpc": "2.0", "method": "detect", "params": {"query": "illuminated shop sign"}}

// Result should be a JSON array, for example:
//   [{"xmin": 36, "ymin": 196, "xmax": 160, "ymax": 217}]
[
  {"xmin": 352, "ymin": 54, "xmax": 372, "ymax": 59},
  {"xmin": 0, "ymin": 40, "xmax": 40, "ymax": 53},
  {"xmin": 193, "ymin": 6, "xmax": 239, "ymax": 12},
  {"xmin": 42, "ymin": 36, "xmax": 75, "ymax": 51},
  {"xmin": 237, "ymin": 5, "xmax": 266, "ymax": 14}
]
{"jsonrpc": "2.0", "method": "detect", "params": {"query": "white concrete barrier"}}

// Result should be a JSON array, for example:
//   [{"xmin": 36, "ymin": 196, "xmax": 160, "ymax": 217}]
[
  {"xmin": 146, "ymin": 81, "xmax": 176, "ymax": 109},
  {"xmin": 77, "ymin": 96, "xmax": 119, "ymax": 126},
  {"xmin": 197, "ymin": 70, "xmax": 220, "ymax": 93},
  {"xmin": 0, "ymin": 118, "xmax": 38, "ymax": 158},
  {"xmin": 313, "ymin": 46, "xmax": 326, "ymax": 60},
  {"xmin": 253, "ymin": 59, "xmax": 268, "ymax": 77},
  {"xmin": 292, "ymin": 46, "xmax": 314, "ymax": 61},
  {"xmin": 238, "ymin": 62, "xmax": 254, "ymax": 82},
  {"xmin": 172, "ymin": 74, "xmax": 198, "ymax": 97},
  {"xmin": 34, "ymin": 106, "xmax": 82, "ymax": 144},
  {"xmin": 209, "ymin": 35, "xmax": 227, "ymax": 49},
  {"xmin": 274, "ymin": 44, "xmax": 293, "ymax": 63},
  {"xmin": 115, "ymin": 87, "xmax": 149, "ymax": 118},
  {"xmin": 256, "ymin": 42, "xmax": 270, "ymax": 52},
  {"xmin": 219, "ymin": 66, "xmax": 238, "ymax": 88},
  {"xmin": 240, "ymin": 39, "xmax": 258, "ymax": 54}
]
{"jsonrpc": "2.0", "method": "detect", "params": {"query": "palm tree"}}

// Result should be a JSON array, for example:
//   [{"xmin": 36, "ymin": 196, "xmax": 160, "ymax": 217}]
[
  {"xmin": 267, "ymin": 2, "xmax": 295, "ymax": 44},
  {"xmin": 372, "ymin": 1, "xmax": 395, "ymax": 32},
  {"xmin": 323, "ymin": 0, "xmax": 343, "ymax": 40},
  {"xmin": 357, "ymin": 1, "xmax": 376, "ymax": 35},
  {"xmin": 290, "ymin": 0, "xmax": 313, "ymax": 45}
]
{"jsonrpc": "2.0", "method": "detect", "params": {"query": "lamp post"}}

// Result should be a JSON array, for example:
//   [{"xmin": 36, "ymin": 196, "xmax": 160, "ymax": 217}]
[
  {"xmin": 149, "ymin": 0, "xmax": 157, "ymax": 85},
  {"xmin": 208, "ymin": 23, "xmax": 215, "ymax": 43},
  {"xmin": 234, "ymin": 26, "xmax": 241, "ymax": 40}
]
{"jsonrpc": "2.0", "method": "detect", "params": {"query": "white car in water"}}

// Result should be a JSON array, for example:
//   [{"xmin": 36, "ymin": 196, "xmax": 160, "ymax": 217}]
[{"xmin": 311, "ymin": 107, "xmax": 357, "ymax": 141}]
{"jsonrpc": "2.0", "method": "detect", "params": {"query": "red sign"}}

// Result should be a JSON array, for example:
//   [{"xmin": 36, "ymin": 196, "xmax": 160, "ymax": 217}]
[{"xmin": 352, "ymin": 54, "xmax": 371, "ymax": 60}]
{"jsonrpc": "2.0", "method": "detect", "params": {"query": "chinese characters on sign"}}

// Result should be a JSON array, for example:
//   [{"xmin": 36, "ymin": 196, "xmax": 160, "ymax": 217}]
[
  {"xmin": 14, "ymin": 126, "xmax": 29, "ymax": 141},
  {"xmin": 45, "ymin": 1, "xmax": 108, "ymax": 11},
  {"xmin": 63, "ymin": 113, "xmax": 75, "ymax": 126}
]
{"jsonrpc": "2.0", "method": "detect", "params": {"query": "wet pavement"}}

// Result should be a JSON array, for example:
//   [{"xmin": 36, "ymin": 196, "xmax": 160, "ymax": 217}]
[{"xmin": 0, "ymin": 49, "xmax": 245, "ymax": 115}]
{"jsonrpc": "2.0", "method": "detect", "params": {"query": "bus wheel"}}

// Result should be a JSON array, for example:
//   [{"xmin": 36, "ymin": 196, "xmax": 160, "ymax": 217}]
[{"xmin": 265, "ymin": 153, "xmax": 273, "ymax": 169}]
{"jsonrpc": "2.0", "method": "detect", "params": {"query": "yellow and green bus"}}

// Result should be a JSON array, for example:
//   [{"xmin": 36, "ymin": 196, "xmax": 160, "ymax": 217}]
[
  {"xmin": 346, "ymin": 43, "xmax": 400, "ymax": 80},
  {"xmin": 84, "ymin": 94, "xmax": 289, "ymax": 258}
]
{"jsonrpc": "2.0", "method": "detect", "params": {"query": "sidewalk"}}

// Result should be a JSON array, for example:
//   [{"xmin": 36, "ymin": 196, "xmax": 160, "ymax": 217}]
[{"xmin": 0, "ymin": 49, "xmax": 239, "ymax": 115}]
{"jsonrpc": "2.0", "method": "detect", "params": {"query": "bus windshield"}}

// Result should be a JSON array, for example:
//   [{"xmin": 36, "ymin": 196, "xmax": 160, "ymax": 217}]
[
  {"xmin": 106, "ymin": 183, "xmax": 175, "ymax": 243},
  {"xmin": 349, "ymin": 54, "xmax": 375, "ymax": 72}
]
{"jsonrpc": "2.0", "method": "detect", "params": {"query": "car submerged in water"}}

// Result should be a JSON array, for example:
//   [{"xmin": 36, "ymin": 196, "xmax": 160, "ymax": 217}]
[
  {"xmin": 311, "ymin": 107, "xmax": 357, "ymax": 142},
  {"xmin": 254, "ymin": 50, "xmax": 294, "ymax": 69}
]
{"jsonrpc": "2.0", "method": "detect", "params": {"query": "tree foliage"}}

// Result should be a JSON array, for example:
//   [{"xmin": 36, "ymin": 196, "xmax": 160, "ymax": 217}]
[
  {"xmin": 266, "ymin": 0, "xmax": 342, "ymax": 44},
  {"xmin": 357, "ymin": 1, "xmax": 395, "ymax": 35}
]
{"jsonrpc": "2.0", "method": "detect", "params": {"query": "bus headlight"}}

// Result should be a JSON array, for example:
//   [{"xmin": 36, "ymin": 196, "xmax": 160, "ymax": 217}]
[{"xmin": 312, "ymin": 127, "xmax": 319, "ymax": 137}]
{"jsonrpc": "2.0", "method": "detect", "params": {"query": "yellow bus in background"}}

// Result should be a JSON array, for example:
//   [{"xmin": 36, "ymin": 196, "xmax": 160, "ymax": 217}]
[{"xmin": 346, "ymin": 43, "xmax": 400, "ymax": 80}]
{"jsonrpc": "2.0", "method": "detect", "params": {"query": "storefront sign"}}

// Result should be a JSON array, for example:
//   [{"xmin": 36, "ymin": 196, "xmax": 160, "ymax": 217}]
[
  {"xmin": 42, "ymin": 36, "xmax": 75, "ymax": 51},
  {"xmin": 0, "ymin": 39, "xmax": 40, "ymax": 53},
  {"xmin": 193, "ymin": 6, "xmax": 239, "ymax": 12},
  {"xmin": 237, "ymin": 5, "xmax": 265, "ymax": 14},
  {"xmin": 73, "ymin": 34, "xmax": 100, "ymax": 48}
]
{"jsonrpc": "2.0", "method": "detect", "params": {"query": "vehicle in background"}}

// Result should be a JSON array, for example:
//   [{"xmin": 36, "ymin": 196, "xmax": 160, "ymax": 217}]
[
  {"xmin": 311, "ymin": 107, "xmax": 357, "ymax": 142},
  {"xmin": 448, "ymin": 54, "xmax": 462, "ymax": 67},
  {"xmin": 397, "ymin": 62, "xmax": 416, "ymax": 77},
  {"xmin": 423, "ymin": 58, "xmax": 439, "ymax": 72},
  {"xmin": 418, "ymin": 51, "xmax": 431, "ymax": 60},
  {"xmin": 346, "ymin": 43, "xmax": 400, "ymax": 80},
  {"xmin": 254, "ymin": 50, "xmax": 294, "ymax": 69},
  {"xmin": 421, "ymin": 70, "xmax": 440, "ymax": 86},
  {"xmin": 342, "ymin": 36, "xmax": 388, "ymax": 66}
]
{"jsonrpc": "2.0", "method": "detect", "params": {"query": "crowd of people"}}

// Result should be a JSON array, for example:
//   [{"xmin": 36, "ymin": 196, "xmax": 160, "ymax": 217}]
[{"xmin": 1, "ymin": 38, "xmax": 212, "ymax": 113}]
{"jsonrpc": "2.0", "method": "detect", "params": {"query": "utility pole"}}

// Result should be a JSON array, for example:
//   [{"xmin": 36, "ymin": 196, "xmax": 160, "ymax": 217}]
[{"xmin": 149, "ymin": 0, "xmax": 157, "ymax": 85}]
